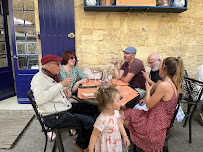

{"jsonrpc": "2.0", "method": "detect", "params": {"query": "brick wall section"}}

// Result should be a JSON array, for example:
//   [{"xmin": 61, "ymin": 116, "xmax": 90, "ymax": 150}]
[{"xmin": 74, "ymin": 0, "xmax": 203, "ymax": 77}]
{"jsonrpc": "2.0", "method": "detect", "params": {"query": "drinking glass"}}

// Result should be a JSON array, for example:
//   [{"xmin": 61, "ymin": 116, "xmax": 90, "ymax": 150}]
[{"xmin": 111, "ymin": 79, "xmax": 117, "ymax": 87}]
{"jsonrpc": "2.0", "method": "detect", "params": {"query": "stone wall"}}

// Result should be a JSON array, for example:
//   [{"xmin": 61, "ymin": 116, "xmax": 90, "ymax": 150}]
[{"xmin": 74, "ymin": 0, "xmax": 203, "ymax": 77}]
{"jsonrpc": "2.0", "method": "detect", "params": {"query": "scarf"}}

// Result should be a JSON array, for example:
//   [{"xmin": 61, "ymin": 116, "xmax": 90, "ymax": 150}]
[{"xmin": 42, "ymin": 68, "xmax": 60, "ymax": 83}]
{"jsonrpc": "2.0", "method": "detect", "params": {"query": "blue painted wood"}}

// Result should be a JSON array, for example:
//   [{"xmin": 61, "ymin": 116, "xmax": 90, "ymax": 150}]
[
  {"xmin": 84, "ymin": 0, "xmax": 188, "ymax": 13},
  {"xmin": 0, "ymin": 0, "xmax": 16, "ymax": 101},
  {"xmin": 39, "ymin": 0, "xmax": 75, "ymax": 57},
  {"xmin": 8, "ymin": 0, "xmax": 38, "ymax": 104}
]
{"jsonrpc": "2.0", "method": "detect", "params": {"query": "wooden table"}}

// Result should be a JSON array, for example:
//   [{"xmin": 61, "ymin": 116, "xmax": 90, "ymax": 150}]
[
  {"xmin": 78, "ymin": 85, "xmax": 140, "ymax": 108},
  {"xmin": 81, "ymin": 79, "xmax": 129, "ymax": 87}
]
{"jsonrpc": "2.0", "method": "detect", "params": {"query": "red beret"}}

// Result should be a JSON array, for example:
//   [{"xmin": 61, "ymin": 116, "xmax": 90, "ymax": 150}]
[{"xmin": 41, "ymin": 54, "xmax": 63, "ymax": 65}]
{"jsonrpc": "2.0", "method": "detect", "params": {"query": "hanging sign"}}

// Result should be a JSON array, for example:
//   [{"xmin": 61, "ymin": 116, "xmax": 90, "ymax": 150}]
[{"xmin": 116, "ymin": 0, "xmax": 156, "ymax": 6}]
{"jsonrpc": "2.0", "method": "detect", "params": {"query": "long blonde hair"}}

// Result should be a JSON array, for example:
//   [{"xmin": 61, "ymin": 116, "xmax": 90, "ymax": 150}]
[{"xmin": 162, "ymin": 57, "xmax": 184, "ymax": 92}]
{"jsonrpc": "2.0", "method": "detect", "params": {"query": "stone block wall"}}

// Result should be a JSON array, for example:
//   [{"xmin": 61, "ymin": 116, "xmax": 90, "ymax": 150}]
[{"xmin": 74, "ymin": 0, "xmax": 203, "ymax": 77}]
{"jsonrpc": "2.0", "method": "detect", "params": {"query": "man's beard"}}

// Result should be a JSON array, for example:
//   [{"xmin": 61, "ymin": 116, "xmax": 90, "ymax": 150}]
[{"xmin": 151, "ymin": 64, "xmax": 160, "ymax": 72}]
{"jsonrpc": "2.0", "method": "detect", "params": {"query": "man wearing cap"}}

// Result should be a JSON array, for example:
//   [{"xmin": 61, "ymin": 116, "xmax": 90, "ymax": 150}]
[
  {"xmin": 31, "ymin": 54, "xmax": 96, "ymax": 151},
  {"xmin": 112, "ymin": 46, "xmax": 146, "ymax": 98}
]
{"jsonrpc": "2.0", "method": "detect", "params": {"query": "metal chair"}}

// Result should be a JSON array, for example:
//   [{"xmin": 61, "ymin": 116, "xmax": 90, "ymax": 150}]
[
  {"xmin": 181, "ymin": 77, "xmax": 203, "ymax": 143},
  {"xmin": 26, "ymin": 90, "xmax": 82, "ymax": 152},
  {"xmin": 133, "ymin": 93, "xmax": 182, "ymax": 152}
]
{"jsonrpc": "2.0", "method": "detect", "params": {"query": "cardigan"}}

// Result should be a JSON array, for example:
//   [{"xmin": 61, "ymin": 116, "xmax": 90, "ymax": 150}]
[{"xmin": 31, "ymin": 71, "xmax": 72, "ymax": 116}]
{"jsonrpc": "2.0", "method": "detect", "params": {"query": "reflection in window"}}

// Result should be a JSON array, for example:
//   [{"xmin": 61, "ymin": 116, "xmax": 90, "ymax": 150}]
[
  {"xmin": 13, "ymin": 0, "xmax": 38, "ymax": 70},
  {"xmin": 0, "ymin": 29, "xmax": 5, "ymax": 41},
  {"xmin": 27, "ymin": 42, "xmax": 37, "ymax": 54},
  {"xmin": 14, "ymin": 12, "xmax": 24, "ymax": 25},
  {"xmin": 0, "ymin": 42, "xmax": 6, "ymax": 54},
  {"xmin": 0, "ymin": 55, "xmax": 8, "ymax": 67},
  {"xmin": 18, "ymin": 56, "xmax": 27, "ymax": 69},
  {"xmin": 0, "ymin": 15, "xmax": 3, "ymax": 28},
  {"xmin": 28, "ymin": 56, "xmax": 38, "ymax": 69},
  {"xmin": 26, "ymin": 26, "xmax": 36, "ymax": 40},
  {"xmin": 15, "ymin": 27, "xmax": 25, "ymax": 40},
  {"xmin": 13, "ymin": 0, "xmax": 23, "ymax": 10},
  {"xmin": 24, "ymin": 11, "xmax": 35, "ymax": 25},
  {"xmin": 16, "ymin": 42, "xmax": 26, "ymax": 54}
]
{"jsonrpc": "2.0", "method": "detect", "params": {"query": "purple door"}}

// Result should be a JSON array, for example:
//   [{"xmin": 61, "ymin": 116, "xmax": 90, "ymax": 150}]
[
  {"xmin": 9, "ymin": 0, "xmax": 39, "ymax": 103},
  {"xmin": 38, "ymin": 0, "xmax": 75, "ymax": 56}
]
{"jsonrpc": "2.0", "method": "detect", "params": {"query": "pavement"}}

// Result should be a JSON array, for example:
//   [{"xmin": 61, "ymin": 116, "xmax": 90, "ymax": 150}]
[{"xmin": 0, "ymin": 97, "xmax": 203, "ymax": 152}]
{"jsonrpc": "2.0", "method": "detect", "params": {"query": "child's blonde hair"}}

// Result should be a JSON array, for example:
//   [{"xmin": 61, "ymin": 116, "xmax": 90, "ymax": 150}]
[{"xmin": 95, "ymin": 86, "xmax": 119, "ymax": 112}]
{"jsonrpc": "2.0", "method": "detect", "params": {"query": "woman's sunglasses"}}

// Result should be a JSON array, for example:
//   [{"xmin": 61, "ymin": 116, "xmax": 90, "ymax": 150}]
[{"xmin": 70, "ymin": 56, "xmax": 76, "ymax": 60}]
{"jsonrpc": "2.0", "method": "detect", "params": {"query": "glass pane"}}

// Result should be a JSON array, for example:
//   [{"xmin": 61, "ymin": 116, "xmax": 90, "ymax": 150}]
[
  {"xmin": 27, "ymin": 42, "xmax": 37, "ymax": 54},
  {"xmin": 16, "ymin": 42, "xmax": 26, "ymax": 54},
  {"xmin": 14, "ymin": 11, "xmax": 24, "ymax": 25},
  {"xmin": 13, "ymin": 0, "xmax": 23, "ymax": 10},
  {"xmin": 0, "ymin": 2, "xmax": 2, "ymax": 15},
  {"xmin": 28, "ymin": 56, "xmax": 39, "ymax": 69},
  {"xmin": 15, "ymin": 27, "xmax": 25, "ymax": 40},
  {"xmin": 0, "ymin": 42, "xmax": 6, "ymax": 54},
  {"xmin": 0, "ymin": 29, "xmax": 5, "ymax": 41},
  {"xmin": 0, "ymin": 55, "xmax": 8, "ymax": 67},
  {"xmin": 24, "ymin": 0, "xmax": 34, "ymax": 10},
  {"xmin": 26, "ymin": 26, "xmax": 36, "ymax": 40},
  {"xmin": 0, "ymin": 15, "xmax": 3, "ymax": 27},
  {"xmin": 24, "ymin": 11, "xmax": 35, "ymax": 25},
  {"xmin": 18, "ymin": 56, "xmax": 27, "ymax": 69}
]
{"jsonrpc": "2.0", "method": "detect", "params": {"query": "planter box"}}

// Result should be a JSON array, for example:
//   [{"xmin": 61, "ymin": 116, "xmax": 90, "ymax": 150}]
[{"xmin": 116, "ymin": 0, "xmax": 156, "ymax": 6}]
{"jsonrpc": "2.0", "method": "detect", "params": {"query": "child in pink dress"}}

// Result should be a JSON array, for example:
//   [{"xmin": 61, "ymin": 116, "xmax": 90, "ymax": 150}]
[{"xmin": 89, "ymin": 86, "xmax": 130, "ymax": 152}]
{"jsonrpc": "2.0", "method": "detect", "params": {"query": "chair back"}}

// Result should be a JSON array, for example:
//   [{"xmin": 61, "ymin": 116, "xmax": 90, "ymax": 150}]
[
  {"xmin": 26, "ymin": 90, "xmax": 48, "ymax": 134},
  {"xmin": 166, "ymin": 93, "xmax": 182, "ymax": 134},
  {"xmin": 181, "ymin": 77, "xmax": 203, "ymax": 103}
]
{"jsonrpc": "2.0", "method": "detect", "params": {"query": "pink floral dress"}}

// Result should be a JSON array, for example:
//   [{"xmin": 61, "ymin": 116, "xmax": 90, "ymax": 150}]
[
  {"xmin": 125, "ymin": 87, "xmax": 178, "ymax": 152},
  {"xmin": 94, "ymin": 110, "xmax": 122, "ymax": 152}
]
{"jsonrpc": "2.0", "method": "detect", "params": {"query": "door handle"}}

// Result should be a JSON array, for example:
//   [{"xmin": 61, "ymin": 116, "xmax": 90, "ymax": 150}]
[
  {"xmin": 13, "ymin": 55, "xmax": 18, "ymax": 59},
  {"xmin": 68, "ymin": 33, "xmax": 75, "ymax": 39}
]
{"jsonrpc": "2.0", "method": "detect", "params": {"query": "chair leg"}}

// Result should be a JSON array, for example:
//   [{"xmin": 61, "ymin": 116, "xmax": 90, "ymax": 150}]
[
  {"xmin": 183, "ymin": 104, "xmax": 192, "ymax": 127},
  {"xmin": 133, "ymin": 144, "xmax": 137, "ymax": 152},
  {"xmin": 55, "ymin": 130, "xmax": 65, "ymax": 152},
  {"xmin": 52, "ymin": 140, "xmax": 57, "ymax": 152},
  {"xmin": 44, "ymin": 133, "xmax": 48, "ymax": 152},
  {"xmin": 163, "ymin": 138, "xmax": 168, "ymax": 152},
  {"xmin": 188, "ymin": 105, "xmax": 197, "ymax": 143}
]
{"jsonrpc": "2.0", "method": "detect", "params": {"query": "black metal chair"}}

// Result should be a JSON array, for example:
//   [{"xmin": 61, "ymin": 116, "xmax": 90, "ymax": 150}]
[
  {"xmin": 133, "ymin": 93, "xmax": 182, "ymax": 152},
  {"xmin": 181, "ymin": 77, "xmax": 203, "ymax": 143},
  {"xmin": 26, "ymin": 90, "xmax": 82, "ymax": 152}
]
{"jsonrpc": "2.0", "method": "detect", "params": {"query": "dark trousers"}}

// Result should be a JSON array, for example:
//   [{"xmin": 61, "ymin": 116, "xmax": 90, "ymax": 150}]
[{"xmin": 43, "ymin": 102, "xmax": 98, "ymax": 149}]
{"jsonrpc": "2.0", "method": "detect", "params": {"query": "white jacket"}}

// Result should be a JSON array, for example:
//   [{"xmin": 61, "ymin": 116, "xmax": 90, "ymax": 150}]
[{"xmin": 31, "ymin": 71, "xmax": 72, "ymax": 116}]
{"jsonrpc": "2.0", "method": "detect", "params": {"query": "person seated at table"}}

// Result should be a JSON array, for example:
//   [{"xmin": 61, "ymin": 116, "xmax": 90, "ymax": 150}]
[
  {"xmin": 195, "ymin": 64, "xmax": 203, "ymax": 124},
  {"xmin": 31, "ymin": 54, "xmax": 97, "ymax": 152},
  {"xmin": 138, "ymin": 52, "xmax": 162, "ymax": 106},
  {"xmin": 121, "ymin": 57, "xmax": 184, "ymax": 152},
  {"xmin": 112, "ymin": 46, "xmax": 146, "ymax": 98},
  {"xmin": 135, "ymin": 53, "xmax": 185, "ymax": 122},
  {"xmin": 59, "ymin": 49, "xmax": 88, "ymax": 96}
]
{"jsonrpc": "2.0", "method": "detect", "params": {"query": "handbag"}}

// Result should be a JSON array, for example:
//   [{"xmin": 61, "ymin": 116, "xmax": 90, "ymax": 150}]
[{"xmin": 83, "ymin": 68, "xmax": 101, "ymax": 80}]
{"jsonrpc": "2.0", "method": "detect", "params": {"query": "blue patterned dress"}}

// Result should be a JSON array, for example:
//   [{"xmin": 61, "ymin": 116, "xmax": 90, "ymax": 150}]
[{"xmin": 59, "ymin": 65, "xmax": 88, "ymax": 90}]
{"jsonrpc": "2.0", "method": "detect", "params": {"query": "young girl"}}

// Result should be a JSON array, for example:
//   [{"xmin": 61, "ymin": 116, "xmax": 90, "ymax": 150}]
[{"xmin": 89, "ymin": 86, "xmax": 130, "ymax": 152}]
